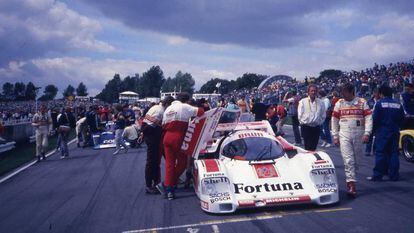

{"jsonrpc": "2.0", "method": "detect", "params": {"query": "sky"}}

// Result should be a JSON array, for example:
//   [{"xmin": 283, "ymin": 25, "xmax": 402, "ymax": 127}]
[{"xmin": 0, "ymin": 0, "xmax": 414, "ymax": 96}]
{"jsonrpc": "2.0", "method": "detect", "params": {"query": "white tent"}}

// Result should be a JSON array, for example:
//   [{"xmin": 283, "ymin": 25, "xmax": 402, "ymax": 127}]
[{"xmin": 119, "ymin": 91, "xmax": 139, "ymax": 103}]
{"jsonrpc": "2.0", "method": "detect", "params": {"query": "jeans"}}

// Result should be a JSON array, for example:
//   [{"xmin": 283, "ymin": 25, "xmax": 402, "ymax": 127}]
[
  {"xmin": 320, "ymin": 118, "xmax": 332, "ymax": 144},
  {"xmin": 59, "ymin": 132, "xmax": 69, "ymax": 157},
  {"xmin": 115, "ymin": 129, "xmax": 128, "ymax": 150},
  {"xmin": 291, "ymin": 115, "xmax": 301, "ymax": 144},
  {"xmin": 365, "ymin": 134, "xmax": 375, "ymax": 155}
]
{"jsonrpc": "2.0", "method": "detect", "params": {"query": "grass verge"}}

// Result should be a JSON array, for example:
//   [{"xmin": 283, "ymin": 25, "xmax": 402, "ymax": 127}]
[{"xmin": 0, "ymin": 130, "xmax": 76, "ymax": 176}]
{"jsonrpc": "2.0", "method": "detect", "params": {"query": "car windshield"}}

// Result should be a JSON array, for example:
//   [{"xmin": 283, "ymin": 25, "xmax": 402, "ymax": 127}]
[{"xmin": 222, "ymin": 137, "xmax": 284, "ymax": 161}]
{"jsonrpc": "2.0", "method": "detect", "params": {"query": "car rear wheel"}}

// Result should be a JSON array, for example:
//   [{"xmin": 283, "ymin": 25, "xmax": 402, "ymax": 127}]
[{"xmin": 402, "ymin": 135, "xmax": 414, "ymax": 162}]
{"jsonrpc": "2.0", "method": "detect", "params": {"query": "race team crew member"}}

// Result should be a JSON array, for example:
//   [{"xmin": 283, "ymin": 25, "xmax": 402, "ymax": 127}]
[
  {"xmin": 368, "ymin": 85, "xmax": 405, "ymax": 181},
  {"xmin": 331, "ymin": 83, "xmax": 372, "ymax": 197},
  {"xmin": 142, "ymin": 96, "xmax": 174, "ymax": 194},
  {"xmin": 160, "ymin": 93, "xmax": 204, "ymax": 200}
]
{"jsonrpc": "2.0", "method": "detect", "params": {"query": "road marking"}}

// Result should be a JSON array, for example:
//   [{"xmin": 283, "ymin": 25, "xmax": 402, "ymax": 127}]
[
  {"xmin": 0, "ymin": 138, "xmax": 76, "ymax": 184},
  {"xmin": 122, "ymin": 207, "xmax": 352, "ymax": 233},
  {"xmin": 211, "ymin": 225, "xmax": 220, "ymax": 233}
]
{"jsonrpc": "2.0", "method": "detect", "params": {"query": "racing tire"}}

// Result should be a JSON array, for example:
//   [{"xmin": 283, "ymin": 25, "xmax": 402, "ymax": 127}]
[{"xmin": 402, "ymin": 135, "xmax": 414, "ymax": 162}]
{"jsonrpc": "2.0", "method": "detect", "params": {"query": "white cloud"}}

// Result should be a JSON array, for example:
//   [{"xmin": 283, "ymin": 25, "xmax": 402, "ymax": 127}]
[
  {"xmin": 165, "ymin": 35, "xmax": 189, "ymax": 45},
  {"xmin": 0, "ymin": 0, "xmax": 114, "ymax": 66}
]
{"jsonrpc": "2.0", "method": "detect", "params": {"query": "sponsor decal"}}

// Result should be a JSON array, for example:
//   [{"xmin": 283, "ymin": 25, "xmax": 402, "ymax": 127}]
[
  {"xmin": 234, "ymin": 182, "xmax": 304, "ymax": 194},
  {"xmin": 253, "ymin": 164, "xmax": 279, "ymax": 179},
  {"xmin": 201, "ymin": 200, "xmax": 209, "ymax": 210},
  {"xmin": 209, "ymin": 192, "xmax": 231, "ymax": 203},
  {"xmin": 102, "ymin": 139, "xmax": 114, "ymax": 144},
  {"xmin": 238, "ymin": 196, "xmax": 311, "ymax": 207},
  {"xmin": 316, "ymin": 183, "xmax": 337, "ymax": 189},
  {"xmin": 203, "ymin": 159, "xmax": 220, "ymax": 173},
  {"xmin": 311, "ymin": 169, "xmax": 335, "ymax": 175},
  {"xmin": 318, "ymin": 188, "xmax": 337, "ymax": 193},
  {"xmin": 203, "ymin": 177, "xmax": 229, "ymax": 185},
  {"xmin": 265, "ymin": 196, "xmax": 311, "ymax": 204},
  {"xmin": 203, "ymin": 172, "xmax": 225, "ymax": 178},
  {"xmin": 238, "ymin": 132, "xmax": 264, "ymax": 139},
  {"xmin": 314, "ymin": 160, "xmax": 327, "ymax": 164},
  {"xmin": 312, "ymin": 164, "xmax": 333, "ymax": 169},
  {"xmin": 181, "ymin": 119, "xmax": 200, "ymax": 151}
]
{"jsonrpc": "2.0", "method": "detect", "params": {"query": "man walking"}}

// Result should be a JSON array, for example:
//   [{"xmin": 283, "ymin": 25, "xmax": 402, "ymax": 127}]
[
  {"xmin": 32, "ymin": 105, "xmax": 52, "ymax": 162},
  {"xmin": 331, "ymin": 83, "xmax": 372, "ymax": 197},
  {"xmin": 298, "ymin": 85, "xmax": 326, "ymax": 150},
  {"xmin": 368, "ymin": 85, "xmax": 404, "ymax": 181},
  {"xmin": 142, "ymin": 96, "xmax": 174, "ymax": 194}
]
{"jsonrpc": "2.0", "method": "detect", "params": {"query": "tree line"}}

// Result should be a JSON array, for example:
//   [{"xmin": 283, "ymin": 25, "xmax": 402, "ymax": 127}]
[
  {"xmin": 0, "ymin": 82, "xmax": 88, "ymax": 101},
  {"xmin": 96, "ymin": 66, "xmax": 196, "ymax": 103},
  {"xmin": 96, "ymin": 66, "xmax": 269, "ymax": 103}
]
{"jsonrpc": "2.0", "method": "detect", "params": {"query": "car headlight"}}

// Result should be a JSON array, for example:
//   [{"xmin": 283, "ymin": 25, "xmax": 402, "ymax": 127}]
[
  {"xmin": 323, "ymin": 173, "xmax": 335, "ymax": 183},
  {"xmin": 203, "ymin": 183, "xmax": 217, "ymax": 195}
]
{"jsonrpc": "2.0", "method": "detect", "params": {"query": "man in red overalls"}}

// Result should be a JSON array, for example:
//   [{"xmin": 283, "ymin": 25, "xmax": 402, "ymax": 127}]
[{"xmin": 158, "ymin": 93, "xmax": 204, "ymax": 200}]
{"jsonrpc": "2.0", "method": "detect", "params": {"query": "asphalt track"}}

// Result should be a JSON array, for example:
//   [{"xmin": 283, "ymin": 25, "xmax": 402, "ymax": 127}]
[{"xmin": 0, "ymin": 127, "xmax": 413, "ymax": 233}]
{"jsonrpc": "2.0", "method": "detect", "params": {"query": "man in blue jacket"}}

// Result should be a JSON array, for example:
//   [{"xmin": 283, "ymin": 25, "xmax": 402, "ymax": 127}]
[{"xmin": 368, "ymin": 85, "xmax": 405, "ymax": 181}]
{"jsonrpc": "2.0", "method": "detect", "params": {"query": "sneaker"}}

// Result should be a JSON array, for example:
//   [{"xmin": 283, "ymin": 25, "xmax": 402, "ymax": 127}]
[
  {"xmin": 324, "ymin": 143, "xmax": 331, "ymax": 148},
  {"xmin": 113, "ymin": 149, "xmax": 120, "ymax": 155},
  {"xmin": 145, "ymin": 187, "xmax": 161, "ymax": 195},
  {"xmin": 166, "ymin": 191, "xmax": 175, "ymax": 200},
  {"xmin": 366, "ymin": 176, "xmax": 382, "ymax": 182},
  {"xmin": 321, "ymin": 142, "xmax": 326, "ymax": 147},
  {"xmin": 41, "ymin": 153, "xmax": 46, "ymax": 160},
  {"xmin": 36, "ymin": 156, "xmax": 41, "ymax": 162},
  {"xmin": 155, "ymin": 183, "xmax": 165, "ymax": 195},
  {"xmin": 60, "ymin": 155, "xmax": 65, "ymax": 159}
]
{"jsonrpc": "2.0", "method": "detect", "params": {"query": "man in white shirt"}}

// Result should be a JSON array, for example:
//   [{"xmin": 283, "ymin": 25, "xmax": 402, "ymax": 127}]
[
  {"xmin": 298, "ymin": 85, "xmax": 326, "ymax": 150},
  {"xmin": 32, "ymin": 105, "xmax": 52, "ymax": 162}
]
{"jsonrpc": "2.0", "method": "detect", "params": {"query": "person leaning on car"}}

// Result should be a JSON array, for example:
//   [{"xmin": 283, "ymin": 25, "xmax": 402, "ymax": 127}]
[
  {"xmin": 368, "ymin": 84, "xmax": 404, "ymax": 182},
  {"xmin": 297, "ymin": 84, "xmax": 326, "ymax": 151},
  {"xmin": 142, "ymin": 96, "xmax": 174, "ymax": 194},
  {"xmin": 331, "ymin": 83, "xmax": 372, "ymax": 198},
  {"xmin": 159, "ymin": 93, "xmax": 204, "ymax": 200}
]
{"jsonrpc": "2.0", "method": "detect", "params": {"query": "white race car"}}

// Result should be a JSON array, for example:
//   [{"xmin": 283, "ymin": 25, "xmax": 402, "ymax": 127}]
[{"xmin": 182, "ymin": 108, "xmax": 339, "ymax": 214}]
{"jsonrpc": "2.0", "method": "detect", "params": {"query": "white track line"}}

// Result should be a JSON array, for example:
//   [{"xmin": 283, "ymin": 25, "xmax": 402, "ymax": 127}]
[
  {"xmin": 122, "ymin": 207, "xmax": 352, "ymax": 233},
  {"xmin": 0, "ymin": 138, "xmax": 76, "ymax": 184}
]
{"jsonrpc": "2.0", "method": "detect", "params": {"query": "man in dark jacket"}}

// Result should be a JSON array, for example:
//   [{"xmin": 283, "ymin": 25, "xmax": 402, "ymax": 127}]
[
  {"xmin": 368, "ymin": 85, "xmax": 405, "ymax": 181},
  {"xmin": 57, "ymin": 107, "xmax": 76, "ymax": 159}
]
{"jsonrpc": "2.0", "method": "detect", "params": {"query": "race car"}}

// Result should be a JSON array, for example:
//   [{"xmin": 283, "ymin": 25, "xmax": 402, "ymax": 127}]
[
  {"xmin": 182, "ymin": 108, "xmax": 339, "ymax": 214},
  {"xmin": 93, "ymin": 121, "xmax": 130, "ymax": 149},
  {"xmin": 400, "ymin": 129, "xmax": 414, "ymax": 162}
]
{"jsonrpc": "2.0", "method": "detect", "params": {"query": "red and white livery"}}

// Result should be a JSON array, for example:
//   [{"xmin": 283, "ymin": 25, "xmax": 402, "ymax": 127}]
[{"xmin": 183, "ymin": 108, "xmax": 339, "ymax": 213}]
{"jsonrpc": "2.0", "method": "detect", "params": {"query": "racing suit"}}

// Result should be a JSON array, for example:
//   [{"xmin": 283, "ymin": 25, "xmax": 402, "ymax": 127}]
[
  {"xmin": 331, "ymin": 97, "xmax": 372, "ymax": 182},
  {"xmin": 162, "ymin": 101, "xmax": 204, "ymax": 190},
  {"xmin": 372, "ymin": 97, "xmax": 405, "ymax": 181}
]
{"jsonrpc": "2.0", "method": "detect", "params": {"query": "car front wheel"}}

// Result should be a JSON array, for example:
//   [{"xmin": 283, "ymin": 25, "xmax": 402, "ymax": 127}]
[{"xmin": 402, "ymin": 135, "xmax": 414, "ymax": 162}]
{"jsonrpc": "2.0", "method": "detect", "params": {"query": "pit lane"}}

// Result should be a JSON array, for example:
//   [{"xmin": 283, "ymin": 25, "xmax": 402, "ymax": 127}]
[{"xmin": 0, "ymin": 127, "xmax": 413, "ymax": 233}]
